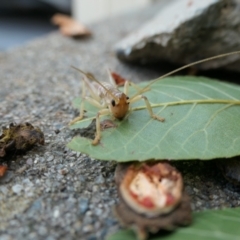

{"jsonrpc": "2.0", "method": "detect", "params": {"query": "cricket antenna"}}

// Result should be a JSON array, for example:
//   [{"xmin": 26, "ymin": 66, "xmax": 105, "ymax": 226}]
[
  {"xmin": 71, "ymin": 66, "xmax": 119, "ymax": 102},
  {"xmin": 130, "ymin": 50, "xmax": 240, "ymax": 100}
]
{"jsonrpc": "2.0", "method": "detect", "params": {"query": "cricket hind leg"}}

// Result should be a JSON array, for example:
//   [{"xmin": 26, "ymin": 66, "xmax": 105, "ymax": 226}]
[
  {"xmin": 69, "ymin": 96, "xmax": 106, "ymax": 125},
  {"xmin": 129, "ymin": 94, "xmax": 165, "ymax": 122}
]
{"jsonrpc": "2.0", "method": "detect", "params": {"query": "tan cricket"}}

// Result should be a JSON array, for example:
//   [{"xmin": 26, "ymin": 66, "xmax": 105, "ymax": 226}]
[{"xmin": 69, "ymin": 51, "xmax": 240, "ymax": 145}]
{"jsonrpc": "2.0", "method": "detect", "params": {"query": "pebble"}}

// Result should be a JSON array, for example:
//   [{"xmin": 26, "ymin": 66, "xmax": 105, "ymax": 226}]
[
  {"xmin": 47, "ymin": 155, "xmax": 54, "ymax": 162},
  {"xmin": 53, "ymin": 209, "xmax": 60, "ymax": 218},
  {"xmin": 26, "ymin": 158, "xmax": 33, "ymax": 166},
  {"xmin": 0, "ymin": 186, "xmax": 9, "ymax": 195},
  {"xmin": 12, "ymin": 184, "xmax": 23, "ymax": 194},
  {"xmin": 82, "ymin": 225, "xmax": 94, "ymax": 233},
  {"xmin": 95, "ymin": 175, "xmax": 105, "ymax": 184},
  {"xmin": 79, "ymin": 198, "xmax": 89, "ymax": 215}
]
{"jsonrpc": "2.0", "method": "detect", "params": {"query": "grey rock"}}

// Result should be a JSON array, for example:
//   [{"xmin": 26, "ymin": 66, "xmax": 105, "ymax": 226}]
[
  {"xmin": 116, "ymin": 0, "xmax": 240, "ymax": 71},
  {"xmin": 12, "ymin": 184, "xmax": 23, "ymax": 194},
  {"xmin": 47, "ymin": 155, "xmax": 54, "ymax": 162},
  {"xmin": 79, "ymin": 198, "xmax": 89, "ymax": 215},
  {"xmin": 95, "ymin": 174, "xmax": 105, "ymax": 184},
  {"xmin": 0, "ymin": 171, "xmax": 14, "ymax": 184}
]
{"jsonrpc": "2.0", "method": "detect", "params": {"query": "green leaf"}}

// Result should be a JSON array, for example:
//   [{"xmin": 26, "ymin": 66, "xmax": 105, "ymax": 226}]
[
  {"xmin": 106, "ymin": 207, "xmax": 240, "ymax": 240},
  {"xmin": 68, "ymin": 76, "xmax": 240, "ymax": 161}
]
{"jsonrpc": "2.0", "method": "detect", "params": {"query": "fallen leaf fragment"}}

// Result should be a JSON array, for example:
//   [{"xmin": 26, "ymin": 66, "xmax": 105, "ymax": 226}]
[
  {"xmin": 111, "ymin": 71, "xmax": 127, "ymax": 86},
  {"xmin": 114, "ymin": 162, "xmax": 192, "ymax": 240},
  {"xmin": 0, "ymin": 165, "xmax": 7, "ymax": 177},
  {"xmin": 100, "ymin": 119, "xmax": 117, "ymax": 130},
  {"xmin": 0, "ymin": 122, "xmax": 44, "ymax": 159},
  {"xmin": 51, "ymin": 13, "xmax": 91, "ymax": 37}
]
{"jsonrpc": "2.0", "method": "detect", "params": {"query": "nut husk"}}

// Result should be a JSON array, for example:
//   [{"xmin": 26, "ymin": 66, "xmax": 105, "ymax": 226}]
[
  {"xmin": 0, "ymin": 122, "xmax": 44, "ymax": 159},
  {"xmin": 114, "ymin": 162, "xmax": 192, "ymax": 240}
]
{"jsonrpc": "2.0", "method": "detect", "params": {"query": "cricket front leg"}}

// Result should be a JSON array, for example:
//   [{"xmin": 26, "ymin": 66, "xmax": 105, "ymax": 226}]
[
  {"xmin": 130, "ymin": 95, "xmax": 165, "ymax": 122},
  {"xmin": 92, "ymin": 108, "xmax": 111, "ymax": 145},
  {"xmin": 69, "ymin": 97, "xmax": 105, "ymax": 125}
]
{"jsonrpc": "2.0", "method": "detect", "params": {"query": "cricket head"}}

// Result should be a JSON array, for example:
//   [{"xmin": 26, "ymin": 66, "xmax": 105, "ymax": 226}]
[{"xmin": 110, "ymin": 93, "xmax": 129, "ymax": 120}]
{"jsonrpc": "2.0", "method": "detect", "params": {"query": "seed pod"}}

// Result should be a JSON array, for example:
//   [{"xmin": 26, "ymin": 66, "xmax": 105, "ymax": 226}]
[{"xmin": 114, "ymin": 161, "xmax": 192, "ymax": 240}]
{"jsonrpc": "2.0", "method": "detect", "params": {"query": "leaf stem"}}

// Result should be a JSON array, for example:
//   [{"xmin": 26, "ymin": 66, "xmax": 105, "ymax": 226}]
[{"xmin": 132, "ymin": 99, "xmax": 240, "ymax": 111}]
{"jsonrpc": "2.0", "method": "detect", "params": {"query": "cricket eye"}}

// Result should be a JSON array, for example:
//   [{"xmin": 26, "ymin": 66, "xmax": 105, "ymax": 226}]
[{"xmin": 111, "ymin": 99, "xmax": 116, "ymax": 107}]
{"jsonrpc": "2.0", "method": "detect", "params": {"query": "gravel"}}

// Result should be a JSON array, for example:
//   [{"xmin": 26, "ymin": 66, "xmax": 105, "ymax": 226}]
[{"xmin": 0, "ymin": 3, "xmax": 240, "ymax": 240}]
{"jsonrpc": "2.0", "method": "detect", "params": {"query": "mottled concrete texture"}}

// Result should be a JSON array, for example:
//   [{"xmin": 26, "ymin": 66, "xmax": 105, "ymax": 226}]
[{"xmin": 0, "ymin": 3, "xmax": 240, "ymax": 240}]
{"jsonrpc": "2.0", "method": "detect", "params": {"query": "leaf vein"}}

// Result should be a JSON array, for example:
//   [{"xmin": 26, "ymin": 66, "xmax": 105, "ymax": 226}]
[
  {"xmin": 198, "ymin": 82, "xmax": 238, "ymax": 100},
  {"xmin": 157, "ymin": 83, "xmax": 212, "ymax": 99}
]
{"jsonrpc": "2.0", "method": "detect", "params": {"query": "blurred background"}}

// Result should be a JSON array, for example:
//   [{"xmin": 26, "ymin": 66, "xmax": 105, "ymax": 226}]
[{"xmin": 0, "ymin": 0, "xmax": 152, "ymax": 51}]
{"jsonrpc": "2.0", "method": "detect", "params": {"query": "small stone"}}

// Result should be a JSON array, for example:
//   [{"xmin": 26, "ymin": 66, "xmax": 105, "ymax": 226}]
[
  {"xmin": 82, "ymin": 224, "xmax": 94, "ymax": 233},
  {"xmin": 12, "ymin": 184, "xmax": 23, "ymax": 194},
  {"xmin": 26, "ymin": 158, "xmax": 33, "ymax": 165},
  {"xmin": 92, "ymin": 185, "xmax": 99, "ymax": 192},
  {"xmin": 0, "ymin": 234, "xmax": 13, "ymax": 240},
  {"xmin": 53, "ymin": 209, "xmax": 60, "ymax": 218},
  {"xmin": 78, "ymin": 198, "xmax": 89, "ymax": 214},
  {"xmin": 28, "ymin": 199, "xmax": 42, "ymax": 212},
  {"xmin": 0, "ymin": 171, "xmax": 14, "ymax": 183},
  {"xmin": 95, "ymin": 174, "xmax": 105, "ymax": 184},
  {"xmin": 38, "ymin": 226, "xmax": 48, "ymax": 236},
  {"xmin": 95, "ymin": 208, "xmax": 103, "ymax": 216},
  {"xmin": 193, "ymin": 188, "xmax": 199, "ymax": 193},
  {"xmin": 59, "ymin": 168, "xmax": 68, "ymax": 175},
  {"xmin": 54, "ymin": 129, "xmax": 60, "ymax": 134},
  {"xmin": 47, "ymin": 155, "xmax": 54, "ymax": 162},
  {"xmin": 0, "ymin": 186, "xmax": 8, "ymax": 195}
]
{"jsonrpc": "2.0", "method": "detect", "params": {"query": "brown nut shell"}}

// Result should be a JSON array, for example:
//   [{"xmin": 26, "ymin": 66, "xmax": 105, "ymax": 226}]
[
  {"xmin": 118, "ymin": 161, "xmax": 183, "ymax": 217},
  {"xmin": 114, "ymin": 162, "xmax": 192, "ymax": 240}
]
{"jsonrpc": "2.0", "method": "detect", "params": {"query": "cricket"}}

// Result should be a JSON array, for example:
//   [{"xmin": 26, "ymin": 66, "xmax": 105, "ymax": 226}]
[{"xmin": 69, "ymin": 51, "xmax": 240, "ymax": 145}]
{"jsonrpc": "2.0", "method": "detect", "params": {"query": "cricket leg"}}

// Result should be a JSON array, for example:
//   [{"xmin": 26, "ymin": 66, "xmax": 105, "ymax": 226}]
[
  {"xmin": 69, "ymin": 78, "xmax": 104, "ymax": 125},
  {"xmin": 123, "ymin": 80, "xmax": 130, "ymax": 95},
  {"xmin": 106, "ymin": 68, "xmax": 117, "ymax": 86},
  {"xmin": 92, "ymin": 108, "xmax": 111, "ymax": 145},
  {"xmin": 129, "ymin": 95, "xmax": 165, "ymax": 122},
  {"xmin": 69, "ymin": 96, "xmax": 105, "ymax": 125}
]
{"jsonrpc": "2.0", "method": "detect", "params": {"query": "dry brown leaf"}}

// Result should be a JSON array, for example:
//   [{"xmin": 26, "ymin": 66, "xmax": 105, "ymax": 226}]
[
  {"xmin": 51, "ymin": 13, "xmax": 91, "ymax": 37},
  {"xmin": 111, "ymin": 71, "xmax": 127, "ymax": 86},
  {"xmin": 0, "ymin": 165, "xmax": 7, "ymax": 177},
  {"xmin": 0, "ymin": 122, "xmax": 44, "ymax": 159}
]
